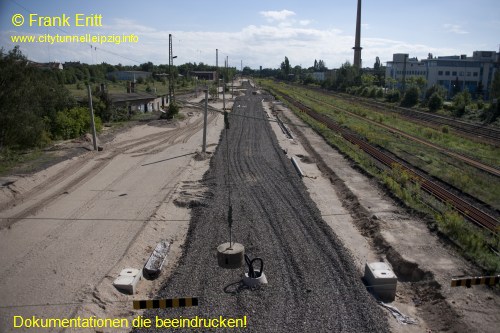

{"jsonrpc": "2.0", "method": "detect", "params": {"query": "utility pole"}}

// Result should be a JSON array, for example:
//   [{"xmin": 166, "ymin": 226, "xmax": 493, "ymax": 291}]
[
  {"xmin": 202, "ymin": 88, "xmax": 208, "ymax": 153},
  {"xmin": 216, "ymin": 49, "xmax": 219, "ymax": 100},
  {"xmin": 223, "ymin": 59, "xmax": 226, "ymax": 111},
  {"xmin": 86, "ymin": 85, "xmax": 98, "ymax": 151},
  {"xmin": 168, "ymin": 34, "xmax": 175, "ymax": 106}
]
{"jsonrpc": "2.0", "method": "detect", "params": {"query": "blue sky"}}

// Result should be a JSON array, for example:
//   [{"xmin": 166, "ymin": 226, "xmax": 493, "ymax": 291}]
[{"xmin": 1, "ymin": 0, "xmax": 499, "ymax": 69}]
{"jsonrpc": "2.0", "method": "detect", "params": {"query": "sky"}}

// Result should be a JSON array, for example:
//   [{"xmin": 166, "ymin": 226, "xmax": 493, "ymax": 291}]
[{"xmin": 1, "ymin": 0, "xmax": 499, "ymax": 69}]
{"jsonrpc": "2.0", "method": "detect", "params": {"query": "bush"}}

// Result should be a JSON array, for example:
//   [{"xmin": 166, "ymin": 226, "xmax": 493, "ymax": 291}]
[
  {"xmin": 477, "ymin": 96, "xmax": 485, "ymax": 110},
  {"xmin": 368, "ymin": 87, "xmax": 377, "ymax": 98},
  {"xmin": 376, "ymin": 88, "xmax": 384, "ymax": 99},
  {"xmin": 161, "ymin": 103, "xmax": 180, "ymax": 119},
  {"xmin": 385, "ymin": 89, "xmax": 401, "ymax": 103},
  {"xmin": 480, "ymin": 102, "xmax": 500, "ymax": 123},
  {"xmin": 53, "ymin": 107, "xmax": 102, "ymax": 140},
  {"xmin": 428, "ymin": 92, "xmax": 443, "ymax": 112},
  {"xmin": 361, "ymin": 87, "xmax": 370, "ymax": 97},
  {"xmin": 400, "ymin": 86, "xmax": 420, "ymax": 107},
  {"xmin": 425, "ymin": 84, "xmax": 446, "ymax": 101},
  {"xmin": 452, "ymin": 90, "xmax": 471, "ymax": 117}
]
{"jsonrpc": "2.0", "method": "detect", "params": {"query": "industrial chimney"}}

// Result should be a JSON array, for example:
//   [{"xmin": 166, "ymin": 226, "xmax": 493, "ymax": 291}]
[{"xmin": 353, "ymin": 0, "xmax": 362, "ymax": 68}]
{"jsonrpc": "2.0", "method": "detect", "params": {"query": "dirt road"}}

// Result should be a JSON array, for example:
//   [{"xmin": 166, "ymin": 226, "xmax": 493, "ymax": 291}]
[{"xmin": 0, "ymin": 107, "xmax": 222, "ymax": 332}]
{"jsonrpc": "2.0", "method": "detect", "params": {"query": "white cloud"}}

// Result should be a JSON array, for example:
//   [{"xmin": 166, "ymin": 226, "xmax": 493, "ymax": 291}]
[
  {"xmin": 106, "ymin": 18, "xmax": 158, "ymax": 33},
  {"xmin": 0, "ymin": 18, "xmax": 470, "ymax": 70},
  {"xmin": 260, "ymin": 10, "xmax": 296, "ymax": 22},
  {"xmin": 299, "ymin": 20, "xmax": 311, "ymax": 26},
  {"xmin": 443, "ymin": 24, "xmax": 469, "ymax": 34}
]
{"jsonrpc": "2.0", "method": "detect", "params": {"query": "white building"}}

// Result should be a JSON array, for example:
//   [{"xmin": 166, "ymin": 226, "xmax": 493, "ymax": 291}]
[{"xmin": 386, "ymin": 51, "xmax": 499, "ymax": 99}]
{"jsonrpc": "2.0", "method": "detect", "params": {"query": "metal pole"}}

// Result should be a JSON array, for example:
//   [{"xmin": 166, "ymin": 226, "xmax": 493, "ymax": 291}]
[
  {"xmin": 216, "ymin": 49, "xmax": 219, "ymax": 100},
  {"xmin": 202, "ymin": 89, "xmax": 208, "ymax": 153},
  {"xmin": 223, "ymin": 59, "xmax": 226, "ymax": 110},
  {"xmin": 86, "ymin": 85, "xmax": 98, "ymax": 151}
]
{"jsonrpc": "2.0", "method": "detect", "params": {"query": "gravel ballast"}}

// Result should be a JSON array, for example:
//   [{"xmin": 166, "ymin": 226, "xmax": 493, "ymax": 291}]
[{"xmin": 137, "ymin": 83, "xmax": 389, "ymax": 332}]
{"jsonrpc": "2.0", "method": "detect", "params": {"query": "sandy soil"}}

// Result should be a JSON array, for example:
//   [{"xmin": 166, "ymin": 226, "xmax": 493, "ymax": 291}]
[
  {"xmin": 1, "ymin": 78, "xmax": 497, "ymax": 332},
  {"xmin": 0, "ymin": 84, "xmax": 241, "ymax": 332},
  {"xmin": 262, "ymin": 98, "xmax": 500, "ymax": 332}
]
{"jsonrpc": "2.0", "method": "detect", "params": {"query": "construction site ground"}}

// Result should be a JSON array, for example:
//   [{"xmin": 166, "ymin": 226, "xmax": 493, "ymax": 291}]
[{"xmin": 0, "ymin": 79, "xmax": 498, "ymax": 332}]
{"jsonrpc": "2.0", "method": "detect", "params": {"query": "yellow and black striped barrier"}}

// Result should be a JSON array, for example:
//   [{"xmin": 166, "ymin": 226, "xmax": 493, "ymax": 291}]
[
  {"xmin": 133, "ymin": 297, "xmax": 199, "ymax": 310},
  {"xmin": 451, "ymin": 275, "xmax": 500, "ymax": 288}
]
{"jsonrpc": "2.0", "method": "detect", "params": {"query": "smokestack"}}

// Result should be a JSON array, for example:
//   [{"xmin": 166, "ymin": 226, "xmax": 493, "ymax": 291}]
[{"xmin": 353, "ymin": 0, "xmax": 362, "ymax": 68}]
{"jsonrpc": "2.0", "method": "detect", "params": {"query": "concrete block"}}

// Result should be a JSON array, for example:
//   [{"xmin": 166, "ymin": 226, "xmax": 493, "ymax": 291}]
[
  {"xmin": 364, "ymin": 262, "xmax": 397, "ymax": 301},
  {"xmin": 113, "ymin": 268, "xmax": 142, "ymax": 294},
  {"xmin": 217, "ymin": 242, "xmax": 244, "ymax": 269}
]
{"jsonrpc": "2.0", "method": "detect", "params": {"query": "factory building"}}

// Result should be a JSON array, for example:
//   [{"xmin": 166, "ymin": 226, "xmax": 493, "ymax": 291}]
[{"xmin": 386, "ymin": 51, "xmax": 499, "ymax": 99}]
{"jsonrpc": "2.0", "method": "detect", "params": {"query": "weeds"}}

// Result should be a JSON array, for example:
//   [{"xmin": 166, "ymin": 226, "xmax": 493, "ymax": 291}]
[{"xmin": 262, "ymin": 80, "xmax": 500, "ymax": 272}]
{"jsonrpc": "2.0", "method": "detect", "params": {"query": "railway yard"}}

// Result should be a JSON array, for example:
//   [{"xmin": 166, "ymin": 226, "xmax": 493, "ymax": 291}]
[{"xmin": 0, "ymin": 79, "xmax": 499, "ymax": 332}]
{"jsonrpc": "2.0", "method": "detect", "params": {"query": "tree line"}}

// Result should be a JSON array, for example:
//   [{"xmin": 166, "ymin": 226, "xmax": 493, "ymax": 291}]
[
  {"xmin": 0, "ymin": 46, "xmax": 239, "ymax": 151},
  {"xmin": 253, "ymin": 55, "xmax": 500, "ymax": 123}
]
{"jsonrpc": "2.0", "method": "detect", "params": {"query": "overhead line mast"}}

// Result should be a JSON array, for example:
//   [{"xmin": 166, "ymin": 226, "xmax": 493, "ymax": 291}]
[{"xmin": 169, "ymin": 34, "xmax": 175, "ymax": 106}]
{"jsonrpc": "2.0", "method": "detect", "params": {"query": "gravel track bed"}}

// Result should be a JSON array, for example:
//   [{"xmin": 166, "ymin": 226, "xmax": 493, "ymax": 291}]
[{"xmin": 137, "ymin": 83, "xmax": 388, "ymax": 332}]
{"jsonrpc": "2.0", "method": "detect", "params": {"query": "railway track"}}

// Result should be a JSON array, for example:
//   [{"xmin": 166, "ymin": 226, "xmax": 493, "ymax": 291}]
[
  {"xmin": 294, "ymin": 83, "xmax": 500, "ymax": 144},
  {"xmin": 278, "ymin": 93, "xmax": 499, "ymax": 233},
  {"xmin": 292, "ymin": 92, "xmax": 500, "ymax": 177},
  {"xmin": 343, "ymin": 93, "xmax": 500, "ymax": 145},
  {"xmin": 138, "ymin": 83, "xmax": 389, "ymax": 333}
]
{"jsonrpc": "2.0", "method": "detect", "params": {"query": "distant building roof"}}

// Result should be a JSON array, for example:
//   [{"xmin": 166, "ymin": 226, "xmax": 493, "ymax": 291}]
[
  {"xmin": 29, "ymin": 61, "xmax": 63, "ymax": 70},
  {"xmin": 191, "ymin": 71, "xmax": 217, "ymax": 81},
  {"xmin": 107, "ymin": 71, "xmax": 152, "ymax": 81},
  {"xmin": 109, "ymin": 92, "xmax": 157, "ymax": 104}
]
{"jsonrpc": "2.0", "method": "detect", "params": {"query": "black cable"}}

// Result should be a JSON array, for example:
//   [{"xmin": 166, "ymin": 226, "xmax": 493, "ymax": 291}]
[{"xmin": 245, "ymin": 254, "xmax": 264, "ymax": 278}]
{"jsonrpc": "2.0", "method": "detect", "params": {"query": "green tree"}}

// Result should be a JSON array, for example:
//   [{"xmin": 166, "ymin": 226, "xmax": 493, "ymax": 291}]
[
  {"xmin": 401, "ymin": 86, "xmax": 420, "ymax": 107},
  {"xmin": 452, "ymin": 90, "xmax": 471, "ymax": 117},
  {"xmin": 490, "ymin": 70, "xmax": 500, "ymax": 100},
  {"xmin": 425, "ymin": 84, "xmax": 446, "ymax": 101},
  {"xmin": 280, "ymin": 56, "xmax": 291, "ymax": 79},
  {"xmin": 0, "ymin": 46, "xmax": 74, "ymax": 149},
  {"xmin": 385, "ymin": 90, "xmax": 401, "ymax": 103},
  {"xmin": 334, "ymin": 61, "xmax": 360, "ymax": 91},
  {"xmin": 385, "ymin": 77, "xmax": 397, "ymax": 90},
  {"xmin": 361, "ymin": 74, "xmax": 375, "ymax": 87},
  {"xmin": 53, "ymin": 107, "xmax": 102, "ymax": 140},
  {"xmin": 428, "ymin": 92, "xmax": 443, "ymax": 112},
  {"xmin": 317, "ymin": 59, "xmax": 326, "ymax": 71}
]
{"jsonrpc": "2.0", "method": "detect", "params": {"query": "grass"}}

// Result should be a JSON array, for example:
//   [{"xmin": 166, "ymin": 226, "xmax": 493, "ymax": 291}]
[
  {"xmin": 265, "ymin": 81, "xmax": 500, "ymax": 210},
  {"xmin": 262, "ymin": 80, "xmax": 500, "ymax": 272},
  {"xmin": 0, "ymin": 148, "xmax": 43, "ymax": 176},
  {"xmin": 284, "ymin": 83, "xmax": 500, "ymax": 168}
]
